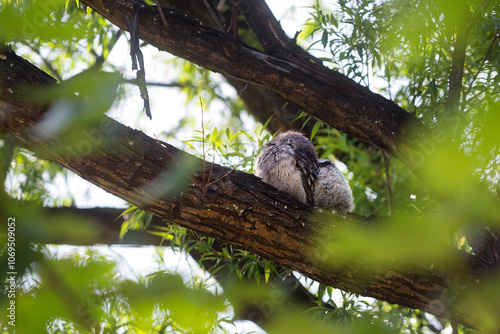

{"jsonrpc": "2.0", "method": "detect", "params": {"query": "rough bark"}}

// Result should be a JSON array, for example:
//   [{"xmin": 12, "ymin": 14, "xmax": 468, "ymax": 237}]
[
  {"xmin": 80, "ymin": 0, "xmax": 426, "ymax": 166},
  {"xmin": 0, "ymin": 48, "xmax": 495, "ymax": 331}
]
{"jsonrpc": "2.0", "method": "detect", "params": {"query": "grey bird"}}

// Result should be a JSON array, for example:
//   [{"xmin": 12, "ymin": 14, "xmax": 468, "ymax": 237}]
[
  {"xmin": 254, "ymin": 131, "xmax": 318, "ymax": 205},
  {"xmin": 255, "ymin": 131, "xmax": 354, "ymax": 212},
  {"xmin": 314, "ymin": 159, "xmax": 355, "ymax": 213}
]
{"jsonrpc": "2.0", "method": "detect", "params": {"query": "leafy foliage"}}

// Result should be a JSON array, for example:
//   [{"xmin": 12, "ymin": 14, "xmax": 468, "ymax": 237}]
[{"xmin": 1, "ymin": 0, "xmax": 500, "ymax": 333}]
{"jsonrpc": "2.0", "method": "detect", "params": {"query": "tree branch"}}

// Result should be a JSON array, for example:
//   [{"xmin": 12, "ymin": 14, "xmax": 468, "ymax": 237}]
[
  {"xmin": 464, "ymin": 28, "xmax": 499, "ymax": 99},
  {"xmin": 0, "ymin": 47, "xmax": 494, "ymax": 331},
  {"xmin": 444, "ymin": 20, "xmax": 470, "ymax": 129}
]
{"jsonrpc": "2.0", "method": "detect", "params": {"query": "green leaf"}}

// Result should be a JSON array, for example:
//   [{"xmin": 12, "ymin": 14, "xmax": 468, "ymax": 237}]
[
  {"xmin": 0, "ymin": 1, "xmax": 86, "ymax": 43},
  {"xmin": 310, "ymin": 121, "xmax": 322, "ymax": 141},
  {"xmin": 235, "ymin": 268, "xmax": 243, "ymax": 281},
  {"xmin": 321, "ymin": 29, "xmax": 329, "ymax": 48},
  {"xmin": 264, "ymin": 264, "xmax": 271, "ymax": 283}
]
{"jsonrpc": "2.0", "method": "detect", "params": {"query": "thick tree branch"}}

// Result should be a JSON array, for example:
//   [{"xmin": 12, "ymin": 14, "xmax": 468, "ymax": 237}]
[
  {"xmin": 0, "ymin": 48, "xmax": 495, "ymax": 331},
  {"xmin": 80, "ymin": 0, "xmax": 426, "ymax": 166}
]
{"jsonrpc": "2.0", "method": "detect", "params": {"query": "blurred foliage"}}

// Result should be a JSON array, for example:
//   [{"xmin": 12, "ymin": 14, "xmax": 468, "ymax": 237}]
[{"xmin": 0, "ymin": 0, "xmax": 499, "ymax": 333}]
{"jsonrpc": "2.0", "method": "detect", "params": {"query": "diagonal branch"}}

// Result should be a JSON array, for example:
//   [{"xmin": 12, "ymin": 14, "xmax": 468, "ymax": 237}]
[
  {"xmin": 232, "ymin": 0, "xmax": 323, "ymax": 74},
  {"xmin": 0, "ymin": 46, "xmax": 494, "ymax": 331}
]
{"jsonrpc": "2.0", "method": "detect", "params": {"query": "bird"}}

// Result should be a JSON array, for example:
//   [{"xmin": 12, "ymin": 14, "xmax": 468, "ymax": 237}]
[
  {"xmin": 314, "ymin": 159, "xmax": 355, "ymax": 213},
  {"xmin": 254, "ymin": 131, "xmax": 354, "ymax": 212},
  {"xmin": 254, "ymin": 131, "xmax": 318, "ymax": 205}
]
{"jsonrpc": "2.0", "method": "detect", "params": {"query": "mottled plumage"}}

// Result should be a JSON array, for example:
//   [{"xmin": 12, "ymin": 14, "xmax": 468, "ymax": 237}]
[
  {"xmin": 254, "ymin": 131, "xmax": 318, "ymax": 205},
  {"xmin": 255, "ymin": 131, "xmax": 354, "ymax": 212},
  {"xmin": 314, "ymin": 159, "xmax": 354, "ymax": 212}
]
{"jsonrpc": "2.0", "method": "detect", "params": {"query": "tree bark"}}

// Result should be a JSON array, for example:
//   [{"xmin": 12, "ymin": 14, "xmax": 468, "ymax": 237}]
[{"xmin": 0, "ymin": 47, "xmax": 495, "ymax": 331}]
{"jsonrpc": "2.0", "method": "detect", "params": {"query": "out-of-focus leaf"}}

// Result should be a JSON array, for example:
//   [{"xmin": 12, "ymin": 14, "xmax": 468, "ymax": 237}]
[
  {"xmin": 320, "ymin": 211, "xmax": 458, "ymax": 269},
  {"xmin": 123, "ymin": 273, "xmax": 225, "ymax": 333},
  {"xmin": 0, "ymin": 1, "xmax": 86, "ymax": 43}
]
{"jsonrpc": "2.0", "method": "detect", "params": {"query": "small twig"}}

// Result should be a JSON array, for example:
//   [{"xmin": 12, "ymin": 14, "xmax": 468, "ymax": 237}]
[
  {"xmin": 123, "ymin": 78, "xmax": 192, "ymax": 88},
  {"xmin": 464, "ymin": 29, "xmax": 499, "ymax": 99},
  {"xmin": 199, "ymin": 99, "xmax": 246, "ymax": 194},
  {"xmin": 416, "ymin": 312, "xmax": 441, "ymax": 334},
  {"xmin": 200, "ymin": 98, "xmax": 206, "ymax": 194},
  {"xmin": 126, "ymin": 9, "xmax": 152, "ymax": 119},
  {"xmin": 156, "ymin": 101, "xmax": 245, "ymax": 197},
  {"xmin": 381, "ymin": 150, "xmax": 393, "ymax": 216},
  {"xmin": 152, "ymin": 0, "xmax": 169, "ymax": 27},
  {"xmin": 241, "ymin": 80, "xmax": 251, "ymax": 93},
  {"xmin": 90, "ymin": 30, "xmax": 123, "ymax": 70},
  {"xmin": 108, "ymin": 29, "xmax": 124, "ymax": 51},
  {"xmin": 205, "ymin": 157, "xmax": 246, "ymax": 188},
  {"xmin": 206, "ymin": 148, "xmax": 216, "ymax": 187},
  {"xmin": 202, "ymin": 0, "xmax": 225, "ymax": 31}
]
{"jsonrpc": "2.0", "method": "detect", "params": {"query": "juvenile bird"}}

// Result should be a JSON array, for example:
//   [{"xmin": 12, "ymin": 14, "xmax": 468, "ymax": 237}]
[
  {"xmin": 254, "ymin": 131, "xmax": 354, "ymax": 212},
  {"xmin": 314, "ymin": 159, "xmax": 355, "ymax": 212},
  {"xmin": 254, "ymin": 131, "xmax": 318, "ymax": 205}
]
